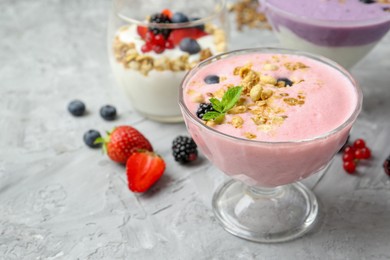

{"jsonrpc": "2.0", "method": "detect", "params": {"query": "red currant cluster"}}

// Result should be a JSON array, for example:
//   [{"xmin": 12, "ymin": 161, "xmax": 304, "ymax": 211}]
[
  {"xmin": 342, "ymin": 138, "xmax": 371, "ymax": 174},
  {"xmin": 141, "ymin": 31, "xmax": 174, "ymax": 54}
]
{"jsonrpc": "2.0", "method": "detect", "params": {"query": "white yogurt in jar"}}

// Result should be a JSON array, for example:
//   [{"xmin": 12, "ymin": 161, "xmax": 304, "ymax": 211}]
[{"xmin": 109, "ymin": 24, "xmax": 223, "ymax": 122}]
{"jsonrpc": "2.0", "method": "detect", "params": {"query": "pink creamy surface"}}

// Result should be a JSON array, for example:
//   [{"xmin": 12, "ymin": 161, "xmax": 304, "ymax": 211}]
[
  {"xmin": 181, "ymin": 52, "xmax": 359, "ymax": 187},
  {"xmin": 184, "ymin": 53, "xmax": 357, "ymax": 142}
]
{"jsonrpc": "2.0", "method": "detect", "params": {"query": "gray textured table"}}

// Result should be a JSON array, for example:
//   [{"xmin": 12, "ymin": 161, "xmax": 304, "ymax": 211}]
[{"xmin": 1, "ymin": 0, "xmax": 390, "ymax": 259}]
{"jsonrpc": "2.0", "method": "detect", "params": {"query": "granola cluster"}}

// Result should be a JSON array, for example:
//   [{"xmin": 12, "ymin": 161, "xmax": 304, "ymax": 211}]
[
  {"xmin": 112, "ymin": 24, "xmax": 226, "ymax": 76},
  {"xmin": 190, "ymin": 58, "xmax": 310, "ymax": 139},
  {"xmin": 229, "ymin": 0, "xmax": 271, "ymax": 31}
]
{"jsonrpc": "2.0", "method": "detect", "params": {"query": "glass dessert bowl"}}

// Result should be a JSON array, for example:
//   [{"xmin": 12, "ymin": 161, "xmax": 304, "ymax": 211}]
[
  {"xmin": 108, "ymin": 0, "xmax": 228, "ymax": 122},
  {"xmin": 179, "ymin": 47, "xmax": 362, "ymax": 242},
  {"xmin": 259, "ymin": 0, "xmax": 390, "ymax": 69}
]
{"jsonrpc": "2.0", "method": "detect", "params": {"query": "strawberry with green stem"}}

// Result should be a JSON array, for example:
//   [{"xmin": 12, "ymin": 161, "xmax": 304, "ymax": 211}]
[{"xmin": 95, "ymin": 125, "xmax": 153, "ymax": 164}]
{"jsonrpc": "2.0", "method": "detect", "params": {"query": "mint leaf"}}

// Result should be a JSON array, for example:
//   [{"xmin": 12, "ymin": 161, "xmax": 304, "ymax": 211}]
[
  {"xmin": 203, "ymin": 111, "xmax": 223, "ymax": 121},
  {"xmin": 209, "ymin": 98, "xmax": 223, "ymax": 112},
  {"xmin": 220, "ymin": 86, "xmax": 243, "ymax": 113},
  {"xmin": 202, "ymin": 86, "xmax": 243, "ymax": 122}
]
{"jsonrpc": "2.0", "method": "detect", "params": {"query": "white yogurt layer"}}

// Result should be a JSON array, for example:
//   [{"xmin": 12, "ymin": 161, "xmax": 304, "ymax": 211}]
[
  {"xmin": 110, "ymin": 25, "xmax": 219, "ymax": 122},
  {"xmin": 276, "ymin": 26, "xmax": 377, "ymax": 69}
]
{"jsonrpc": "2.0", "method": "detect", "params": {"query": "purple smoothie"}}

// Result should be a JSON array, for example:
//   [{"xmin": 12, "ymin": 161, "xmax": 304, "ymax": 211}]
[{"xmin": 262, "ymin": 0, "xmax": 390, "ymax": 46}]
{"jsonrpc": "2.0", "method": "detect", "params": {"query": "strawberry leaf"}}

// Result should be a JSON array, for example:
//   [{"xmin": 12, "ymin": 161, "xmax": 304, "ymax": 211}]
[{"xmin": 202, "ymin": 86, "xmax": 243, "ymax": 122}]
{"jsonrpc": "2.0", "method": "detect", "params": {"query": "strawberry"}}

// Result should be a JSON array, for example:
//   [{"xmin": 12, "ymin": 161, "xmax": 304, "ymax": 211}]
[
  {"xmin": 126, "ymin": 151, "xmax": 166, "ymax": 192},
  {"xmin": 137, "ymin": 25, "xmax": 148, "ymax": 39},
  {"xmin": 168, "ymin": 28, "xmax": 208, "ymax": 46},
  {"xmin": 96, "ymin": 126, "xmax": 153, "ymax": 164}
]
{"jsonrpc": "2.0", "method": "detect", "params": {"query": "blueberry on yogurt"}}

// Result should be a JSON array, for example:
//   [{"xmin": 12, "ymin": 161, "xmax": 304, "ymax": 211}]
[
  {"xmin": 277, "ymin": 78, "xmax": 294, "ymax": 87},
  {"xmin": 179, "ymin": 38, "xmax": 201, "ymax": 54},
  {"xmin": 171, "ymin": 12, "xmax": 190, "ymax": 23},
  {"xmin": 359, "ymin": 0, "xmax": 376, "ymax": 4},
  {"xmin": 204, "ymin": 75, "xmax": 220, "ymax": 84}
]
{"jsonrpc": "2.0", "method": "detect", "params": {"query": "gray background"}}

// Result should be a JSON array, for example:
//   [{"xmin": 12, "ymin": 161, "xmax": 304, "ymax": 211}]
[{"xmin": 1, "ymin": 0, "xmax": 390, "ymax": 259}]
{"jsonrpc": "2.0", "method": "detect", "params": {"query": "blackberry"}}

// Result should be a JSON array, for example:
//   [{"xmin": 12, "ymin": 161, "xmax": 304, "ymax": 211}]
[
  {"xmin": 172, "ymin": 136, "xmax": 198, "ymax": 164},
  {"xmin": 149, "ymin": 13, "xmax": 172, "ymax": 39},
  {"xmin": 196, "ymin": 103, "xmax": 214, "ymax": 119}
]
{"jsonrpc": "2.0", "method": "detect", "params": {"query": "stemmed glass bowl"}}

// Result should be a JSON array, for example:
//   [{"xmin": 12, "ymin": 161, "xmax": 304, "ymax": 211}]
[{"xmin": 179, "ymin": 47, "xmax": 362, "ymax": 243}]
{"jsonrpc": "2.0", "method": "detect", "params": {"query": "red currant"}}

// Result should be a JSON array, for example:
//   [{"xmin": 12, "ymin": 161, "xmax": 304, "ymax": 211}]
[
  {"xmin": 356, "ymin": 147, "xmax": 371, "ymax": 159},
  {"xmin": 353, "ymin": 138, "xmax": 366, "ymax": 149},
  {"xmin": 343, "ymin": 146, "xmax": 355, "ymax": 156},
  {"xmin": 145, "ymin": 31, "xmax": 155, "ymax": 43},
  {"xmin": 342, "ymin": 152, "xmax": 355, "ymax": 162},
  {"xmin": 141, "ymin": 43, "xmax": 152, "ymax": 53},
  {"xmin": 343, "ymin": 161, "xmax": 356, "ymax": 174},
  {"xmin": 153, "ymin": 45, "xmax": 165, "ymax": 54},
  {"xmin": 154, "ymin": 34, "xmax": 166, "ymax": 47}
]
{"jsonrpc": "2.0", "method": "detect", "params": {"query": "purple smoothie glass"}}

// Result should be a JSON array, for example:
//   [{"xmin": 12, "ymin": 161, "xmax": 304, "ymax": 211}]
[{"xmin": 260, "ymin": 0, "xmax": 390, "ymax": 68}]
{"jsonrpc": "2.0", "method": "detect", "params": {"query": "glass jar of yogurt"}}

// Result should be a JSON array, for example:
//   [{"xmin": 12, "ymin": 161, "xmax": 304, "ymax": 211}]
[{"xmin": 108, "ymin": 0, "xmax": 228, "ymax": 122}]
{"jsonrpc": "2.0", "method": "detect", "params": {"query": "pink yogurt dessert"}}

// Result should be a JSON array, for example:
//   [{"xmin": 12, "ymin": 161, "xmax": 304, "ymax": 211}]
[{"xmin": 180, "ymin": 48, "xmax": 362, "ymax": 187}]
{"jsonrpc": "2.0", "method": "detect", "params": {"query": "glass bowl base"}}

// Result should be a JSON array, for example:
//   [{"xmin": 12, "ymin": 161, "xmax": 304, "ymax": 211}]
[{"xmin": 212, "ymin": 179, "xmax": 319, "ymax": 243}]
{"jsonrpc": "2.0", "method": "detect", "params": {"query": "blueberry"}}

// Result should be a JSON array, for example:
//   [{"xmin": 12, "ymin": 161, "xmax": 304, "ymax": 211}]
[
  {"xmin": 171, "ymin": 12, "xmax": 189, "ymax": 23},
  {"xmin": 68, "ymin": 100, "xmax": 86, "ymax": 116},
  {"xmin": 204, "ymin": 75, "xmax": 220, "ymax": 84},
  {"xmin": 100, "ymin": 105, "xmax": 117, "ymax": 121},
  {"xmin": 179, "ymin": 38, "xmax": 201, "ymax": 55},
  {"xmin": 277, "ymin": 78, "xmax": 294, "ymax": 87},
  {"xmin": 83, "ymin": 129, "xmax": 102, "ymax": 148},
  {"xmin": 359, "ymin": 0, "xmax": 375, "ymax": 3},
  {"xmin": 190, "ymin": 17, "xmax": 205, "ymax": 31}
]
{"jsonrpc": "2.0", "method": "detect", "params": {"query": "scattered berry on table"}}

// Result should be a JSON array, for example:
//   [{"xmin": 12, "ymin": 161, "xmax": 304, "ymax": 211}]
[
  {"xmin": 68, "ymin": 100, "xmax": 86, "ymax": 116},
  {"xmin": 276, "ymin": 78, "xmax": 293, "ymax": 87},
  {"xmin": 95, "ymin": 125, "xmax": 153, "ymax": 164},
  {"xmin": 171, "ymin": 12, "xmax": 189, "ymax": 23},
  {"xmin": 179, "ymin": 38, "xmax": 201, "ymax": 54},
  {"xmin": 126, "ymin": 151, "xmax": 166, "ymax": 192},
  {"xmin": 172, "ymin": 136, "xmax": 198, "ymax": 164},
  {"xmin": 83, "ymin": 130, "xmax": 102, "ymax": 148},
  {"xmin": 355, "ymin": 147, "xmax": 371, "ymax": 160},
  {"xmin": 196, "ymin": 103, "xmax": 215, "ymax": 119},
  {"xmin": 341, "ymin": 138, "xmax": 371, "ymax": 175},
  {"xmin": 384, "ymin": 155, "xmax": 390, "ymax": 176},
  {"xmin": 353, "ymin": 138, "xmax": 366, "ymax": 149},
  {"xmin": 100, "ymin": 105, "xmax": 117, "ymax": 121},
  {"xmin": 343, "ymin": 161, "xmax": 356, "ymax": 174},
  {"xmin": 204, "ymin": 75, "xmax": 220, "ymax": 84}
]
